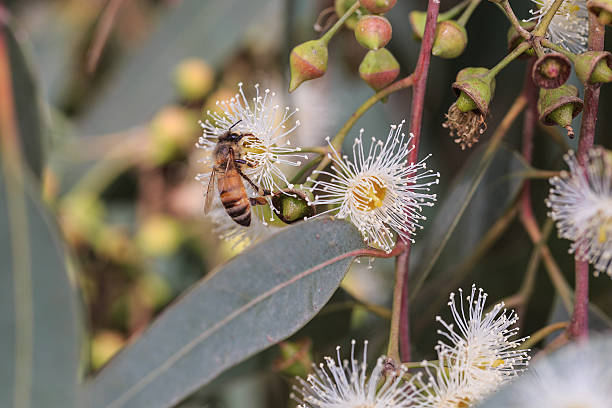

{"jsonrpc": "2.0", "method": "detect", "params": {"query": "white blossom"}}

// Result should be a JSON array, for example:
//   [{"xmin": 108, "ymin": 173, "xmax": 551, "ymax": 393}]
[
  {"xmin": 196, "ymin": 82, "xmax": 305, "ymax": 196},
  {"xmin": 307, "ymin": 121, "xmax": 439, "ymax": 253},
  {"xmin": 527, "ymin": 0, "xmax": 588, "ymax": 54},
  {"xmin": 435, "ymin": 285, "xmax": 530, "ymax": 399},
  {"xmin": 546, "ymin": 148, "xmax": 612, "ymax": 277},
  {"xmin": 292, "ymin": 340, "xmax": 419, "ymax": 408}
]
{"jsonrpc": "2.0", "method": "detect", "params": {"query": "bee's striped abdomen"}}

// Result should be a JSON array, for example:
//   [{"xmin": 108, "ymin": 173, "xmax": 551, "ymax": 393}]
[{"xmin": 218, "ymin": 171, "xmax": 251, "ymax": 226}]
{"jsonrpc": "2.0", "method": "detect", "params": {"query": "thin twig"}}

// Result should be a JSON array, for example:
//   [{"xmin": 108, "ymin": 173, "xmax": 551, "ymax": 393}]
[
  {"xmin": 87, "ymin": 0, "xmax": 127, "ymax": 74},
  {"xmin": 393, "ymin": 0, "xmax": 440, "ymax": 364}
]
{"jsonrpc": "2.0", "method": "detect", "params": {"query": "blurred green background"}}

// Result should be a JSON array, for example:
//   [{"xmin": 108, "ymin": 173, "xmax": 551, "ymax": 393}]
[{"xmin": 2, "ymin": 0, "xmax": 612, "ymax": 406}]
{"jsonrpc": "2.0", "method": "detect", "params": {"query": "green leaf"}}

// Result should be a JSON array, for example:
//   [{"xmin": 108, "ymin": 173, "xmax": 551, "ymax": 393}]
[
  {"xmin": 87, "ymin": 218, "xmax": 365, "ymax": 408},
  {"xmin": 410, "ymin": 144, "xmax": 529, "ymax": 297},
  {"xmin": 78, "ymin": 0, "xmax": 277, "ymax": 135},
  {"xmin": 0, "ymin": 166, "xmax": 82, "ymax": 408},
  {"xmin": 3, "ymin": 22, "xmax": 48, "ymax": 178}
]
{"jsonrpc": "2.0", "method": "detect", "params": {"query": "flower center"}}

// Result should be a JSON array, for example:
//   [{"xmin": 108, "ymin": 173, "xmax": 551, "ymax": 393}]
[
  {"xmin": 240, "ymin": 134, "xmax": 267, "ymax": 167},
  {"xmin": 352, "ymin": 176, "xmax": 387, "ymax": 211}
]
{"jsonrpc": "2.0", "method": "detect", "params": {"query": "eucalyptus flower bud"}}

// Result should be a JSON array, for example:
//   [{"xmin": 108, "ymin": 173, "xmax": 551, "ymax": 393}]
[
  {"xmin": 587, "ymin": 0, "xmax": 612, "ymax": 25},
  {"xmin": 150, "ymin": 106, "xmax": 198, "ymax": 164},
  {"xmin": 271, "ymin": 189, "xmax": 316, "ymax": 224},
  {"xmin": 359, "ymin": 48, "xmax": 400, "ymax": 90},
  {"xmin": 432, "ymin": 20, "xmax": 468, "ymax": 59},
  {"xmin": 289, "ymin": 39, "xmax": 328, "ymax": 92},
  {"xmin": 408, "ymin": 11, "xmax": 428, "ymax": 40},
  {"xmin": 355, "ymin": 15, "xmax": 392, "ymax": 50},
  {"xmin": 361, "ymin": 0, "xmax": 397, "ymax": 14},
  {"xmin": 573, "ymin": 51, "xmax": 612, "ymax": 85},
  {"xmin": 532, "ymin": 53, "xmax": 572, "ymax": 89},
  {"xmin": 537, "ymin": 84, "xmax": 583, "ymax": 138},
  {"xmin": 335, "ymin": 0, "xmax": 368, "ymax": 30},
  {"xmin": 173, "ymin": 58, "xmax": 214, "ymax": 102},
  {"xmin": 444, "ymin": 68, "xmax": 495, "ymax": 150}
]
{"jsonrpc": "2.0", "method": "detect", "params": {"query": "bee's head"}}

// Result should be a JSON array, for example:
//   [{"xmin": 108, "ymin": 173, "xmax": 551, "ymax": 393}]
[{"xmin": 218, "ymin": 120, "xmax": 243, "ymax": 142}]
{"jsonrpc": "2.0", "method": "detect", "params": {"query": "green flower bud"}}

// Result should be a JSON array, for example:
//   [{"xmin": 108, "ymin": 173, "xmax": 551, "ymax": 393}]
[
  {"xmin": 361, "ymin": 0, "xmax": 397, "ymax": 14},
  {"xmin": 573, "ymin": 51, "xmax": 612, "ymax": 85},
  {"xmin": 532, "ymin": 53, "xmax": 572, "ymax": 89},
  {"xmin": 91, "ymin": 331, "xmax": 125, "ymax": 369},
  {"xmin": 587, "ymin": 0, "xmax": 612, "ymax": 25},
  {"xmin": 355, "ymin": 15, "xmax": 392, "ymax": 50},
  {"xmin": 409, "ymin": 11, "xmax": 454, "ymax": 40},
  {"xmin": 271, "ymin": 189, "xmax": 316, "ymax": 224},
  {"xmin": 359, "ymin": 48, "xmax": 400, "ymax": 91},
  {"xmin": 289, "ymin": 39, "xmax": 328, "ymax": 92},
  {"xmin": 335, "ymin": 0, "xmax": 368, "ymax": 30},
  {"xmin": 537, "ymin": 85, "xmax": 583, "ymax": 138},
  {"xmin": 432, "ymin": 20, "xmax": 468, "ymax": 59},
  {"xmin": 173, "ymin": 58, "xmax": 214, "ymax": 102},
  {"xmin": 452, "ymin": 67, "xmax": 496, "ymax": 115}
]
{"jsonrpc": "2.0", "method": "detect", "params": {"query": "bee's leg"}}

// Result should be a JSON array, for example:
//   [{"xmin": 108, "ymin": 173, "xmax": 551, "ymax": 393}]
[
  {"xmin": 249, "ymin": 196, "xmax": 268, "ymax": 206},
  {"xmin": 234, "ymin": 159, "xmax": 247, "ymax": 165},
  {"xmin": 236, "ymin": 167, "xmax": 271, "ymax": 196}
]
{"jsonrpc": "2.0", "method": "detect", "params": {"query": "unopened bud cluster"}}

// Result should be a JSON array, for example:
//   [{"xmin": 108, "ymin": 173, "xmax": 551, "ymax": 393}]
[{"xmin": 289, "ymin": 0, "xmax": 400, "ymax": 92}]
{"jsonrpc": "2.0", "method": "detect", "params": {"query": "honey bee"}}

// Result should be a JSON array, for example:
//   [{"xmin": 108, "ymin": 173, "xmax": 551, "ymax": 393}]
[{"xmin": 204, "ymin": 121, "xmax": 269, "ymax": 226}]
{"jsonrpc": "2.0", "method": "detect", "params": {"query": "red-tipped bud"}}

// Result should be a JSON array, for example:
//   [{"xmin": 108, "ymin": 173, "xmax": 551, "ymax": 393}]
[
  {"xmin": 289, "ymin": 39, "xmax": 328, "ymax": 92},
  {"xmin": 355, "ymin": 15, "xmax": 392, "ymax": 50},
  {"xmin": 361, "ymin": 0, "xmax": 397, "ymax": 14},
  {"xmin": 432, "ymin": 20, "xmax": 468, "ymax": 59},
  {"xmin": 532, "ymin": 53, "xmax": 572, "ymax": 89},
  {"xmin": 573, "ymin": 51, "xmax": 612, "ymax": 85},
  {"xmin": 359, "ymin": 48, "xmax": 400, "ymax": 91},
  {"xmin": 335, "ymin": 0, "xmax": 367, "ymax": 30}
]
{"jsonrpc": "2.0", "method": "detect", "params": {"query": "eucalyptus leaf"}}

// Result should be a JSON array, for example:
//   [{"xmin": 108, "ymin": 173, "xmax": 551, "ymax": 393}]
[
  {"xmin": 0, "ymin": 166, "xmax": 82, "ymax": 408},
  {"xmin": 78, "ymin": 0, "xmax": 279, "ymax": 135},
  {"xmin": 87, "ymin": 218, "xmax": 365, "ymax": 408},
  {"xmin": 3, "ymin": 22, "xmax": 48, "ymax": 178}
]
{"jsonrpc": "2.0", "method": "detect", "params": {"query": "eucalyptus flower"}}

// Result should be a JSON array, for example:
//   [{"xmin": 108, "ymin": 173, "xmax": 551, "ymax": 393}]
[
  {"xmin": 436, "ymin": 285, "xmax": 530, "ymax": 398},
  {"xmin": 292, "ymin": 340, "xmax": 418, "ymax": 408},
  {"xmin": 196, "ymin": 82, "xmax": 306, "ymax": 195},
  {"xmin": 307, "ymin": 121, "xmax": 439, "ymax": 253},
  {"xmin": 527, "ymin": 0, "xmax": 588, "ymax": 54},
  {"xmin": 546, "ymin": 148, "xmax": 612, "ymax": 277}
]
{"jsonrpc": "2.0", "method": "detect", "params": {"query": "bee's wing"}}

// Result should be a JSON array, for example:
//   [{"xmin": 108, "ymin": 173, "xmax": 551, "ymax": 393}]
[
  {"xmin": 203, "ymin": 166, "xmax": 216, "ymax": 215},
  {"xmin": 219, "ymin": 148, "xmax": 236, "ymax": 195}
]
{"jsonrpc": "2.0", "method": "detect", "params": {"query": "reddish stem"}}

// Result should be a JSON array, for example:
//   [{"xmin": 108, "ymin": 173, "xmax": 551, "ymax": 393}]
[
  {"xmin": 567, "ymin": 12, "xmax": 605, "ymax": 341},
  {"xmin": 396, "ymin": 0, "xmax": 440, "ymax": 363}
]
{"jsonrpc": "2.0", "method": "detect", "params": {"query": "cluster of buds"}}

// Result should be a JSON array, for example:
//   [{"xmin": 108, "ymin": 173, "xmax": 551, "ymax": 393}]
[
  {"xmin": 289, "ymin": 0, "xmax": 400, "ymax": 92},
  {"xmin": 531, "ymin": 50, "xmax": 612, "ymax": 137}
]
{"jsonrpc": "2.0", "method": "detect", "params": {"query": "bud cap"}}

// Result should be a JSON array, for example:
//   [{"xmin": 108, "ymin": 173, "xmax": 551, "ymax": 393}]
[
  {"xmin": 359, "ymin": 48, "xmax": 400, "ymax": 91},
  {"xmin": 361, "ymin": 0, "xmax": 397, "ymax": 14},
  {"xmin": 432, "ymin": 20, "xmax": 468, "ymax": 59}
]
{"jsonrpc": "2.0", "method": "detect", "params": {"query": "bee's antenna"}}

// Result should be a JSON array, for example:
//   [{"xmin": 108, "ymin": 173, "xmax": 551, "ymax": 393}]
[{"xmin": 229, "ymin": 120, "xmax": 242, "ymax": 131}]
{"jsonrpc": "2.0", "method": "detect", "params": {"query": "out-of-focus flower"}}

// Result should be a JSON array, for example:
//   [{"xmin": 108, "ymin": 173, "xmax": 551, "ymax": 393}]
[
  {"xmin": 197, "ymin": 83, "xmax": 305, "ymax": 195},
  {"xmin": 477, "ymin": 335, "xmax": 612, "ymax": 408},
  {"xmin": 546, "ymin": 148, "xmax": 612, "ymax": 277},
  {"xmin": 307, "ymin": 121, "xmax": 439, "ymax": 253},
  {"xmin": 436, "ymin": 285, "xmax": 530, "ymax": 397},
  {"xmin": 527, "ymin": 0, "xmax": 588, "ymax": 54},
  {"xmin": 292, "ymin": 340, "xmax": 418, "ymax": 408},
  {"xmin": 414, "ymin": 352, "xmax": 477, "ymax": 408}
]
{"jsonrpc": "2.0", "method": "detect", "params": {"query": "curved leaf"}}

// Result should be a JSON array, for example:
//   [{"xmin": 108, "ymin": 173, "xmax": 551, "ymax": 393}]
[
  {"xmin": 87, "ymin": 218, "xmax": 365, "ymax": 408},
  {"xmin": 0, "ymin": 167, "xmax": 82, "ymax": 408},
  {"xmin": 2, "ymin": 22, "xmax": 48, "ymax": 178}
]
